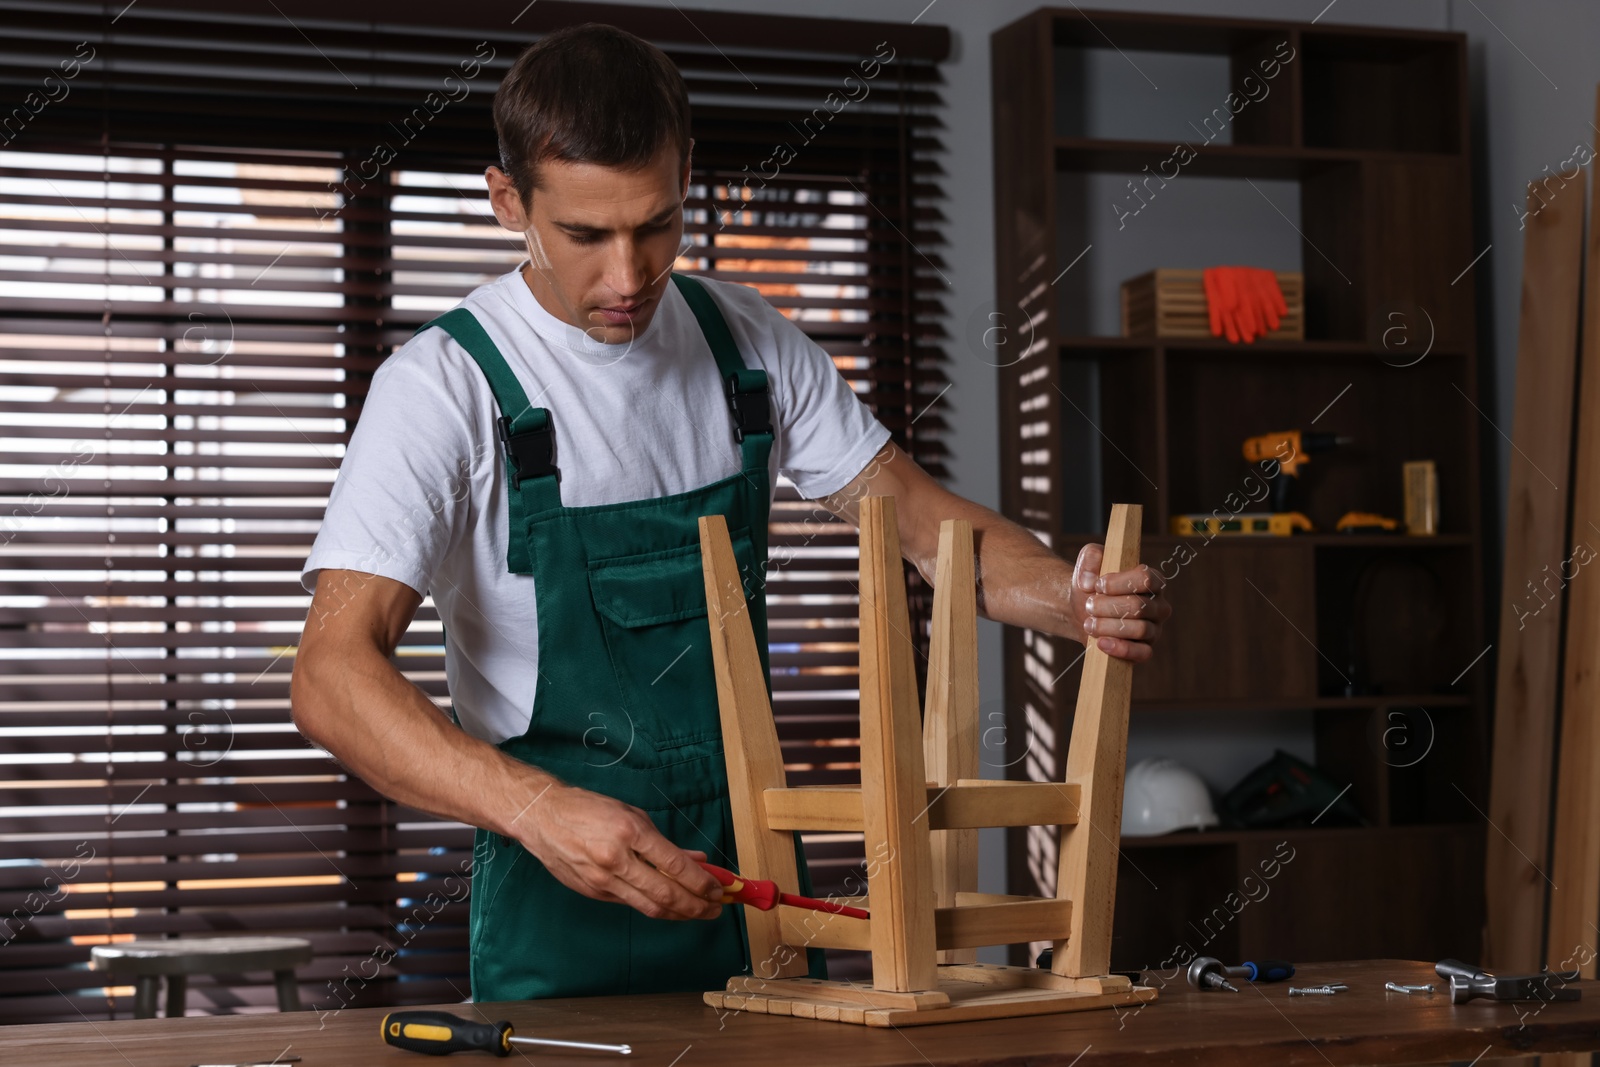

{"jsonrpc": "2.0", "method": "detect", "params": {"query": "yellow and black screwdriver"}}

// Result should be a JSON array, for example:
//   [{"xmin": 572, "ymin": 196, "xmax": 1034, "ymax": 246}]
[{"xmin": 382, "ymin": 1010, "xmax": 632, "ymax": 1057}]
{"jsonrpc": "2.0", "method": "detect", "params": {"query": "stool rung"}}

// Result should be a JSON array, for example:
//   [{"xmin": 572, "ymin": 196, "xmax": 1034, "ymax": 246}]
[
  {"xmin": 763, "ymin": 781, "xmax": 1081, "ymax": 832},
  {"xmin": 777, "ymin": 894, "xmax": 1072, "ymax": 953}
]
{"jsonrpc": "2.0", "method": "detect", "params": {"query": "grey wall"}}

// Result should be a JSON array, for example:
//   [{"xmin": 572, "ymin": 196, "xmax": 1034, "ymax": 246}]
[{"xmin": 615, "ymin": 0, "xmax": 1591, "ymax": 919}]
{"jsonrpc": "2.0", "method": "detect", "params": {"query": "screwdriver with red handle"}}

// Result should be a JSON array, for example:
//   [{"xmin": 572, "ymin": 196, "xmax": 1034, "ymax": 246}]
[{"xmin": 699, "ymin": 861, "xmax": 869, "ymax": 919}]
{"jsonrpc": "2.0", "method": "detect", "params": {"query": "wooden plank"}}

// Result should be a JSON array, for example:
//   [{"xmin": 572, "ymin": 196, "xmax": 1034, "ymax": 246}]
[
  {"xmin": 698, "ymin": 515, "xmax": 807, "ymax": 980},
  {"xmin": 763, "ymin": 781, "xmax": 1080, "ymax": 832},
  {"xmin": 928, "ymin": 781, "xmax": 1079, "ymax": 830},
  {"xmin": 719, "ymin": 976, "xmax": 950, "ymax": 1010},
  {"xmin": 938, "ymin": 962, "xmax": 1133, "ymax": 994},
  {"xmin": 857, "ymin": 496, "xmax": 939, "ymax": 992},
  {"xmin": 709, "ymin": 981, "xmax": 1153, "ymax": 1030},
  {"xmin": 1484, "ymin": 169, "xmax": 1587, "ymax": 971},
  {"xmin": 764, "ymin": 786, "xmax": 863, "ymax": 831},
  {"xmin": 779, "ymin": 904, "xmax": 871, "ymax": 951},
  {"xmin": 935, "ymin": 897, "xmax": 1072, "ymax": 951},
  {"xmin": 862, "ymin": 985, "xmax": 1157, "ymax": 1028},
  {"xmin": 1549, "ymin": 86, "xmax": 1600, "ymax": 988},
  {"xmin": 1054, "ymin": 503, "xmax": 1143, "ymax": 978},
  {"xmin": 923, "ymin": 519, "xmax": 982, "ymax": 965},
  {"xmin": 954, "ymin": 892, "xmax": 1039, "ymax": 905}
]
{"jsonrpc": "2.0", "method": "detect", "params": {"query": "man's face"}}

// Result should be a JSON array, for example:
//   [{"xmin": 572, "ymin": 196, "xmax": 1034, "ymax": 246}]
[{"xmin": 487, "ymin": 145, "xmax": 689, "ymax": 346}]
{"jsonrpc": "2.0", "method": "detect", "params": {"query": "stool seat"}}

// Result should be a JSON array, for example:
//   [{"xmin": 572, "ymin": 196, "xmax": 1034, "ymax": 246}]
[{"xmin": 90, "ymin": 937, "xmax": 312, "ymax": 1018}]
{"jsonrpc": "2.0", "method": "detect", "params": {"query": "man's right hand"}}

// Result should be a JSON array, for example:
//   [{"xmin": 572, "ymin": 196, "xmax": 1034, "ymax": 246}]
[
  {"xmin": 512, "ymin": 782, "xmax": 725, "ymax": 921},
  {"xmin": 291, "ymin": 570, "xmax": 723, "ymax": 925}
]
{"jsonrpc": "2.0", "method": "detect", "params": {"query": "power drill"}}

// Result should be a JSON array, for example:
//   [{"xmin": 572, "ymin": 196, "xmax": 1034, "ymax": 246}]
[{"xmin": 1242, "ymin": 430, "xmax": 1352, "ymax": 514}]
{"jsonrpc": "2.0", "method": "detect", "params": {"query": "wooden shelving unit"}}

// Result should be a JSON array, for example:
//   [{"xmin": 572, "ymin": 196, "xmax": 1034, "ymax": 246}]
[{"xmin": 991, "ymin": 9, "xmax": 1487, "ymax": 969}]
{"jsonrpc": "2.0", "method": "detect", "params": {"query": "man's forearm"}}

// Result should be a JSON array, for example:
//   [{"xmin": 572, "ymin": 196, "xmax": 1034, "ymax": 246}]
[
  {"xmin": 291, "ymin": 639, "xmax": 560, "ymax": 840},
  {"xmin": 969, "ymin": 509, "xmax": 1085, "ymax": 641},
  {"xmin": 900, "ymin": 494, "xmax": 1084, "ymax": 644},
  {"xmin": 825, "ymin": 443, "xmax": 1166, "ymax": 661}
]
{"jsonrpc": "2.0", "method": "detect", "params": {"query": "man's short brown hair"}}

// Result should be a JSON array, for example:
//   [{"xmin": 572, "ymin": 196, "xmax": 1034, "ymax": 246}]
[{"xmin": 493, "ymin": 24, "xmax": 691, "ymax": 202}]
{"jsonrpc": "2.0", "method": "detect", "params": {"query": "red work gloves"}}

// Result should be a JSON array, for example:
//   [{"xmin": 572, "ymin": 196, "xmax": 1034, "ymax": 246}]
[{"xmin": 1202, "ymin": 266, "xmax": 1288, "ymax": 344}]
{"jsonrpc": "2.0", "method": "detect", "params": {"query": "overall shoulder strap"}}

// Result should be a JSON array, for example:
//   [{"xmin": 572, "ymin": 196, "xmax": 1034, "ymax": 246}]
[
  {"xmin": 670, "ymin": 274, "xmax": 772, "ymax": 473},
  {"xmin": 415, "ymin": 308, "xmax": 558, "ymax": 574}
]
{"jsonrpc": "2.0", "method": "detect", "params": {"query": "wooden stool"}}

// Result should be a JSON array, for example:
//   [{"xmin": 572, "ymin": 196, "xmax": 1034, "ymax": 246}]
[
  {"xmin": 90, "ymin": 936, "xmax": 312, "ymax": 1018},
  {"xmin": 697, "ymin": 500, "xmax": 1154, "ymax": 1026}
]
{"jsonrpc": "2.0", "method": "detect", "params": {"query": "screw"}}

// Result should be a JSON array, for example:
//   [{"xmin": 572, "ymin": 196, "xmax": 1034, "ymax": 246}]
[
  {"xmin": 1385, "ymin": 982, "xmax": 1436, "ymax": 995},
  {"xmin": 1289, "ymin": 985, "xmax": 1345, "ymax": 996}
]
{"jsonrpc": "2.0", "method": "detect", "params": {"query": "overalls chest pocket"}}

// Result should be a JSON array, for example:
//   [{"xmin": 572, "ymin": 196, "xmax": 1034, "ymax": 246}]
[{"xmin": 586, "ymin": 526, "xmax": 761, "ymax": 761}]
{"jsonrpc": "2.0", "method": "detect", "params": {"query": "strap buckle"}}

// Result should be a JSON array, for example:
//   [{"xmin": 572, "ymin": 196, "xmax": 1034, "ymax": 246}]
[
  {"xmin": 497, "ymin": 415, "xmax": 557, "ymax": 489},
  {"xmin": 726, "ymin": 370, "xmax": 772, "ymax": 444}
]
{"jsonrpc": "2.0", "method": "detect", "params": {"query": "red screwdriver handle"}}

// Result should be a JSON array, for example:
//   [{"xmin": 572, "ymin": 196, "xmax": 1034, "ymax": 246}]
[
  {"xmin": 699, "ymin": 861, "xmax": 779, "ymax": 910},
  {"xmin": 698, "ymin": 862, "xmax": 869, "ymax": 919}
]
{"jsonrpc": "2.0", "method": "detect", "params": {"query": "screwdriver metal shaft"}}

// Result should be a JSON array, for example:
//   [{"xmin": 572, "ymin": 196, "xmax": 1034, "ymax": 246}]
[{"xmin": 511, "ymin": 1035, "xmax": 632, "ymax": 1054}]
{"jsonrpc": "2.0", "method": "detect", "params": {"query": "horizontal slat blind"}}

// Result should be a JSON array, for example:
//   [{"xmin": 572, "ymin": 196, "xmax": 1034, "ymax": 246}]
[{"xmin": 0, "ymin": 0, "xmax": 947, "ymax": 1021}]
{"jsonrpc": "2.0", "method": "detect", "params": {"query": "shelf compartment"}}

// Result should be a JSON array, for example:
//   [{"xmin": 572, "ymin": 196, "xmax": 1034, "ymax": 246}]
[
  {"xmin": 1052, "ymin": 22, "xmax": 1299, "ymax": 148},
  {"xmin": 1053, "ymin": 533, "xmax": 1319, "ymax": 704},
  {"xmin": 1162, "ymin": 353, "xmax": 1477, "ymax": 537},
  {"xmin": 1301, "ymin": 31, "xmax": 1463, "ymax": 154},
  {"xmin": 1313, "ymin": 542, "xmax": 1478, "ymax": 700},
  {"xmin": 1110, "ymin": 840, "xmax": 1241, "ymax": 968},
  {"xmin": 1231, "ymin": 825, "xmax": 1482, "ymax": 961},
  {"xmin": 1110, "ymin": 825, "xmax": 1484, "ymax": 967},
  {"xmin": 1056, "ymin": 345, "xmax": 1162, "ymax": 535},
  {"xmin": 1388, "ymin": 715, "xmax": 1485, "ymax": 826}
]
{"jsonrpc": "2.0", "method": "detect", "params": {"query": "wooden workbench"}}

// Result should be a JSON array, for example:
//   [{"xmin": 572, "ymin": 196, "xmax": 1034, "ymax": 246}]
[{"xmin": 4, "ymin": 961, "xmax": 1597, "ymax": 1065}]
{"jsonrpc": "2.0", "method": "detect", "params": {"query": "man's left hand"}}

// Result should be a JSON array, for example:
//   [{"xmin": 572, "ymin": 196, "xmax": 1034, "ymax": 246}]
[
  {"xmin": 1068, "ymin": 543, "xmax": 1170, "ymax": 663},
  {"xmin": 818, "ymin": 442, "xmax": 1175, "ymax": 665}
]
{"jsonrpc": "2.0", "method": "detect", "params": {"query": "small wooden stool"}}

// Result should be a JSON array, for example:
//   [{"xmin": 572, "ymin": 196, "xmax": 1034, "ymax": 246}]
[
  {"xmin": 89, "ymin": 937, "xmax": 312, "ymax": 1018},
  {"xmin": 697, "ymin": 500, "xmax": 1152, "ymax": 1026}
]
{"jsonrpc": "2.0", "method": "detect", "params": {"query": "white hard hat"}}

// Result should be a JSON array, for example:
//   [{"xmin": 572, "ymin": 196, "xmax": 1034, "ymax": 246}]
[{"xmin": 1122, "ymin": 757, "xmax": 1220, "ymax": 836}]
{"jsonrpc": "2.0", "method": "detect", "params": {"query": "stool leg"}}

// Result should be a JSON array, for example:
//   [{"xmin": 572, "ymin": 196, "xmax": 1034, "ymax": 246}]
[
  {"xmin": 132, "ymin": 975, "xmax": 159, "ymax": 1019},
  {"xmin": 1054, "ymin": 503, "xmax": 1141, "ymax": 978},
  {"xmin": 857, "ymin": 497, "xmax": 938, "ymax": 993},
  {"xmin": 923, "ymin": 519, "xmax": 980, "ymax": 966},
  {"xmin": 274, "ymin": 969, "xmax": 302, "ymax": 1012},
  {"xmin": 698, "ymin": 515, "xmax": 807, "ymax": 981},
  {"xmin": 165, "ymin": 975, "xmax": 187, "ymax": 1018}
]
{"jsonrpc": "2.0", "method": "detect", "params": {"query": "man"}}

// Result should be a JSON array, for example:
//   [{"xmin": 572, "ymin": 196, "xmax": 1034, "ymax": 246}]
[{"xmin": 291, "ymin": 24, "xmax": 1169, "ymax": 1003}]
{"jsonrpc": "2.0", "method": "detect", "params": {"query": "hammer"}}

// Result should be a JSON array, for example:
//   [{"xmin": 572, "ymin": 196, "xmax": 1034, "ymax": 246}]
[{"xmin": 1435, "ymin": 959, "xmax": 1582, "ymax": 1004}]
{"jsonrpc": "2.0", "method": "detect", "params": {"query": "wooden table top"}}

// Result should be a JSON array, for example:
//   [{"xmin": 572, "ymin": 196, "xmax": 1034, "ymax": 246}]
[{"xmin": 4, "ymin": 960, "xmax": 1597, "ymax": 1066}]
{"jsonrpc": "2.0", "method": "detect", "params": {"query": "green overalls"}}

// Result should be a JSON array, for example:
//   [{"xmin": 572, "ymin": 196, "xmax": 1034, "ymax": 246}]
[{"xmin": 417, "ymin": 273, "xmax": 823, "ymax": 1001}]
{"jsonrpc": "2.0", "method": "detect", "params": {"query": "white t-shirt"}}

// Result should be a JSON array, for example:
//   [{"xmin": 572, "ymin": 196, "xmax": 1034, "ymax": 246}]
[{"xmin": 301, "ymin": 267, "xmax": 891, "ymax": 744}]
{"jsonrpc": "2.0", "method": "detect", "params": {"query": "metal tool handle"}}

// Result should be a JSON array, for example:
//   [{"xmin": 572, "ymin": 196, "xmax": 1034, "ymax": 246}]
[{"xmin": 1436, "ymin": 958, "xmax": 1490, "ymax": 982}]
